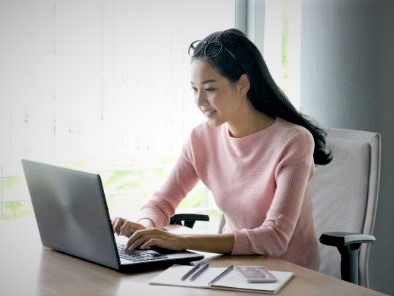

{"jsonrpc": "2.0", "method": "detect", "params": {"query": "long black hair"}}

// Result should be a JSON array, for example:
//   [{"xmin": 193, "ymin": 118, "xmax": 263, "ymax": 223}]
[{"xmin": 190, "ymin": 28, "xmax": 332, "ymax": 165}]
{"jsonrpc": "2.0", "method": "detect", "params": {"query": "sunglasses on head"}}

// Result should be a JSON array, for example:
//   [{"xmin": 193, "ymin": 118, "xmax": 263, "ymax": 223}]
[{"xmin": 188, "ymin": 40, "xmax": 245, "ymax": 73}]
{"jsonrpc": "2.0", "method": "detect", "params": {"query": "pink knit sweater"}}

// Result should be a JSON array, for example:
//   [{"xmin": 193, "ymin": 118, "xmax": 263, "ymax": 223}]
[{"xmin": 140, "ymin": 118, "xmax": 320, "ymax": 270}]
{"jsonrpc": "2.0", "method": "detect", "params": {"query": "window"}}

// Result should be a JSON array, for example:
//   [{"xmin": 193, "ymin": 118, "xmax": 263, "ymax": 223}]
[
  {"xmin": 264, "ymin": 0, "xmax": 301, "ymax": 109},
  {"xmin": 0, "ymin": 0, "xmax": 235, "ymax": 231}
]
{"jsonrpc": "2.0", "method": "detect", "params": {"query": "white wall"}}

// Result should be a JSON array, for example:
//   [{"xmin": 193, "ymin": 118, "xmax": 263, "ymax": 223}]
[{"xmin": 300, "ymin": 0, "xmax": 394, "ymax": 294}]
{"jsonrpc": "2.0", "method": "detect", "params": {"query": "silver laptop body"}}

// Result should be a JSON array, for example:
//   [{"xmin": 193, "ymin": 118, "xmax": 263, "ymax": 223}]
[{"xmin": 22, "ymin": 159, "xmax": 203, "ymax": 272}]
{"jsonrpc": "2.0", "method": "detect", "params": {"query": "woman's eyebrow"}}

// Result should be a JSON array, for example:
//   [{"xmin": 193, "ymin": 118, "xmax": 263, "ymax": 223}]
[{"xmin": 190, "ymin": 79, "xmax": 218, "ymax": 85}]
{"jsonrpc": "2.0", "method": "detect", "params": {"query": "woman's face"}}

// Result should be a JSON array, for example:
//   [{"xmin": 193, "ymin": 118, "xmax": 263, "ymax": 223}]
[{"xmin": 190, "ymin": 59, "xmax": 246, "ymax": 127}]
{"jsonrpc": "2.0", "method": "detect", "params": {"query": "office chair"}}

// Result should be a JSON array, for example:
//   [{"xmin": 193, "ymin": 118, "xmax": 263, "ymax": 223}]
[
  {"xmin": 170, "ymin": 128, "xmax": 381, "ymax": 288},
  {"xmin": 311, "ymin": 128, "xmax": 380, "ymax": 287}
]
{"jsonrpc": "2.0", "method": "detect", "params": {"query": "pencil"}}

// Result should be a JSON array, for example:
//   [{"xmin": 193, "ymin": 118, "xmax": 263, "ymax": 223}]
[
  {"xmin": 181, "ymin": 263, "xmax": 203, "ymax": 281},
  {"xmin": 207, "ymin": 265, "xmax": 234, "ymax": 286},
  {"xmin": 190, "ymin": 263, "xmax": 210, "ymax": 281}
]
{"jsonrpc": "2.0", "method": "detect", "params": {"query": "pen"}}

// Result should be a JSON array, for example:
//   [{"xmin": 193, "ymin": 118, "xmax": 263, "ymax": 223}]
[
  {"xmin": 208, "ymin": 265, "xmax": 234, "ymax": 286},
  {"xmin": 190, "ymin": 262, "xmax": 210, "ymax": 281},
  {"xmin": 181, "ymin": 263, "xmax": 204, "ymax": 281}
]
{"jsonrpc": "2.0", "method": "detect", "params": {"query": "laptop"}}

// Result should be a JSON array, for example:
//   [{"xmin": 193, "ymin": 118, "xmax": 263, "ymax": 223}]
[{"xmin": 22, "ymin": 159, "xmax": 204, "ymax": 272}]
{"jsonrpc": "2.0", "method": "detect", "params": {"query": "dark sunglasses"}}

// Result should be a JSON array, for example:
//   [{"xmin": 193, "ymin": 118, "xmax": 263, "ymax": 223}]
[{"xmin": 188, "ymin": 40, "xmax": 245, "ymax": 73}]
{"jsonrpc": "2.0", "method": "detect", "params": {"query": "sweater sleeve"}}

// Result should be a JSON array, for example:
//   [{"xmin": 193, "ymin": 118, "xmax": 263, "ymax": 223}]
[
  {"xmin": 139, "ymin": 138, "xmax": 199, "ymax": 227},
  {"xmin": 232, "ymin": 130, "xmax": 315, "ymax": 256}
]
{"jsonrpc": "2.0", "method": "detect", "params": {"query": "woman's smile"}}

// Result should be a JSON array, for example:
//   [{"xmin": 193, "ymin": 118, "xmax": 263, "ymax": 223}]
[{"xmin": 201, "ymin": 108, "xmax": 217, "ymax": 117}]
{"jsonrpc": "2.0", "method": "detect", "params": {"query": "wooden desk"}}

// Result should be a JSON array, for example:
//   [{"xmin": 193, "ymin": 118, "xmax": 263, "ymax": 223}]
[{"xmin": 0, "ymin": 219, "xmax": 387, "ymax": 296}]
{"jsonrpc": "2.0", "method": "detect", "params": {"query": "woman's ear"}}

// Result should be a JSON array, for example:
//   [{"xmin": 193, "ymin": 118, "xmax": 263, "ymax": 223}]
[{"xmin": 237, "ymin": 74, "xmax": 250, "ymax": 97}]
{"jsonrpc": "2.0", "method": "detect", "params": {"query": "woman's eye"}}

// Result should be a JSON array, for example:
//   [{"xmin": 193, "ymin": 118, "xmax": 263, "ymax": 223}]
[{"xmin": 205, "ymin": 88, "xmax": 216, "ymax": 92}]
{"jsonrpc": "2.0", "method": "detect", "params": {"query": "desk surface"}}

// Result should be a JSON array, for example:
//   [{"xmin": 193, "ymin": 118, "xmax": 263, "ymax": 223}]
[{"xmin": 0, "ymin": 219, "xmax": 387, "ymax": 296}]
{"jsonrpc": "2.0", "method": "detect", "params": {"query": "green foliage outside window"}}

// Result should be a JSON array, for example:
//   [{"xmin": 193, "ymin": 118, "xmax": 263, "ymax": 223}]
[{"xmin": 0, "ymin": 156, "xmax": 222, "ymax": 231}]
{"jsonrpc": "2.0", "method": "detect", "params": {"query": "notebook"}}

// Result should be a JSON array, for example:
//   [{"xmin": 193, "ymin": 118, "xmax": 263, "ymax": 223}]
[
  {"xmin": 149, "ymin": 264, "xmax": 293, "ymax": 294},
  {"xmin": 22, "ymin": 159, "xmax": 203, "ymax": 272}
]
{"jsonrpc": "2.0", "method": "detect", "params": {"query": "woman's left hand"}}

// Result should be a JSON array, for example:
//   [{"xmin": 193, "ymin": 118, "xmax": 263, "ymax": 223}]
[{"xmin": 125, "ymin": 228, "xmax": 187, "ymax": 251}]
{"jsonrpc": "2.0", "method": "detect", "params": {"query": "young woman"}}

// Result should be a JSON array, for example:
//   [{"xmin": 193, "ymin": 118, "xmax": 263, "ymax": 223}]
[{"xmin": 112, "ymin": 28, "xmax": 332, "ymax": 270}]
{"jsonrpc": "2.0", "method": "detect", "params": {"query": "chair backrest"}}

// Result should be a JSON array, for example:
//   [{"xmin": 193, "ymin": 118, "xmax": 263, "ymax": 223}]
[{"xmin": 311, "ymin": 128, "xmax": 381, "ymax": 287}]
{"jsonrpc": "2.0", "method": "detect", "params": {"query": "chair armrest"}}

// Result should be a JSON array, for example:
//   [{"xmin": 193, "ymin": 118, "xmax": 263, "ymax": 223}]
[
  {"xmin": 320, "ymin": 232, "xmax": 375, "ymax": 247},
  {"xmin": 170, "ymin": 213, "xmax": 209, "ymax": 228},
  {"xmin": 319, "ymin": 232, "xmax": 375, "ymax": 285}
]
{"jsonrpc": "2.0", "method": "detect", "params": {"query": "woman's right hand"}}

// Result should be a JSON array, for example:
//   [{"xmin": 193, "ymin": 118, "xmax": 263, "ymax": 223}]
[{"xmin": 112, "ymin": 217, "xmax": 146, "ymax": 237}]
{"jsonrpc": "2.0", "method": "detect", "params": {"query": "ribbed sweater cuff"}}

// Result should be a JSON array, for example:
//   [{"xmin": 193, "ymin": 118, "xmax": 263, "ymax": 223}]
[
  {"xmin": 231, "ymin": 230, "xmax": 252, "ymax": 255},
  {"xmin": 139, "ymin": 207, "xmax": 166, "ymax": 228}
]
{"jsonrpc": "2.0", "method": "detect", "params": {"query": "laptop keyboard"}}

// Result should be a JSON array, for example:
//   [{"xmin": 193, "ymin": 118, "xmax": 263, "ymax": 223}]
[{"xmin": 117, "ymin": 245, "xmax": 168, "ymax": 262}]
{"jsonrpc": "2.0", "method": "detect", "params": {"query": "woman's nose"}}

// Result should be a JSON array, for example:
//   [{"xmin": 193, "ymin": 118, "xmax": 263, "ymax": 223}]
[{"xmin": 196, "ymin": 91, "xmax": 208, "ymax": 106}]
